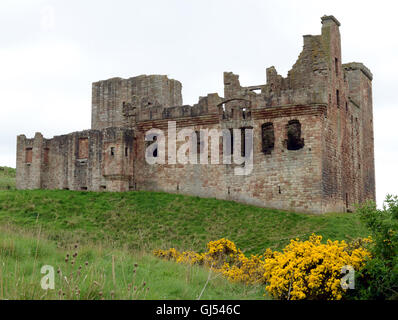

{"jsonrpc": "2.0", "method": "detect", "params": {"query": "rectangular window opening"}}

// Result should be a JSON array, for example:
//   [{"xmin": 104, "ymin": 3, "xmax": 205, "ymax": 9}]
[
  {"xmin": 286, "ymin": 120, "xmax": 304, "ymax": 150},
  {"xmin": 262, "ymin": 123, "xmax": 275, "ymax": 155},
  {"xmin": 230, "ymin": 129, "xmax": 234, "ymax": 155},
  {"xmin": 25, "ymin": 148, "xmax": 33, "ymax": 163},
  {"xmin": 44, "ymin": 148, "xmax": 50, "ymax": 164},
  {"xmin": 78, "ymin": 138, "xmax": 89, "ymax": 159},
  {"xmin": 335, "ymin": 57, "xmax": 339, "ymax": 76},
  {"xmin": 153, "ymin": 136, "xmax": 158, "ymax": 158},
  {"xmin": 241, "ymin": 128, "xmax": 246, "ymax": 157},
  {"xmin": 195, "ymin": 131, "xmax": 201, "ymax": 161}
]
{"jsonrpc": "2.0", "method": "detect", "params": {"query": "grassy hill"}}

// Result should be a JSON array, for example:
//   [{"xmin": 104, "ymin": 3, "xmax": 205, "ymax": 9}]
[
  {"xmin": 0, "ymin": 166, "xmax": 15, "ymax": 190},
  {"xmin": 0, "ymin": 168, "xmax": 371, "ymax": 299},
  {"xmin": 0, "ymin": 189, "xmax": 369, "ymax": 254}
]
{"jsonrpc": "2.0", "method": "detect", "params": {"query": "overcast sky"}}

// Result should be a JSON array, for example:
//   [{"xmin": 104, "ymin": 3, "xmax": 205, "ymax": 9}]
[{"xmin": 1, "ymin": 0, "xmax": 397, "ymax": 208}]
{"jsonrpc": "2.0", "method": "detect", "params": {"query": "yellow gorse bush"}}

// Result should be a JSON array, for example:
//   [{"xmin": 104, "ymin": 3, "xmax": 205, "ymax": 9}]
[
  {"xmin": 221, "ymin": 251, "xmax": 266, "ymax": 284},
  {"xmin": 153, "ymin": 234, "xmax": 371, "ymax": 300},
  {"xmin": 263, "ymin": 234, "xmax": 371, "ymax": 300},
  {"xmin": 153, "ymin": 238, "xmax": 237, "ymax": 268}
]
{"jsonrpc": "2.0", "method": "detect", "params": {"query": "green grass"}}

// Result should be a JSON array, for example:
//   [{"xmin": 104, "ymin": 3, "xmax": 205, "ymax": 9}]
[
  {"xmin": 0, "ymin": 167, "xmax": 15, "ymax": 190},
  {"xmin": 0, "ymin": 189, "xmax": 369, "ymax": 254},
  {"xmin": 0, "ymin": 225, "xmax": 264, "ymax": 300},
  {"xmin": 0, "ymin": 170, "xmax": 371, "ymax": 299}
]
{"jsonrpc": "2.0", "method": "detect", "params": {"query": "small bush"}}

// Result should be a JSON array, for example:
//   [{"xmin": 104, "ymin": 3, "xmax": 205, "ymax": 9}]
[
  {"xmin": 153, "ymin": 238, "xmax": 238, "ymax": 268},
  {"xmin": 262, "ymin": 234, "xmax": 370, "ymax": 300},
  {"xmin": 350, "ymin": 195, "xmax": 398, "ymax": 300}
]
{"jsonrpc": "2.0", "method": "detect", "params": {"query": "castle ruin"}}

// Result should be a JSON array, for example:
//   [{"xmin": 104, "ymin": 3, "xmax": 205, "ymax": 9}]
[{"xmin": 16, "ymin": 15, "xmax": 375, "ymax": 214}]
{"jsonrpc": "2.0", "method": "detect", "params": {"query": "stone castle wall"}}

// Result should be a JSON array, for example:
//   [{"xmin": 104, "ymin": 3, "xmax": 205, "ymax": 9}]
[
  {"xmin": 16, "ymin": 15, "xmax": 375, "ymax": 214},
  {"xmin": 17, "ymin": 128, "xmax": 134, "ymax": 192}
]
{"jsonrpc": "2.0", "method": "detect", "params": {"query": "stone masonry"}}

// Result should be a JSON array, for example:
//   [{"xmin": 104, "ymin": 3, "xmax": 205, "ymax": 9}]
[{"xmin": 16, "ymin": 16, "xmax": 375, "ymax": 214}]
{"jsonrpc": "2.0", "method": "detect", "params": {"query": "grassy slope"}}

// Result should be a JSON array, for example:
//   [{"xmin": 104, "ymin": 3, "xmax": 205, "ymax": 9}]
[
  {"xmin": 0, "ymin": 170, "xmax": 370, "ymax": 299},
  {"xmin": 0, "ymin": 225, "xmax": 264, "ymax": 300},
  {"xmin": 0, "ymin": 189, "xmax": 369, "ymax": 254},
  {"xmin": 0, "ymin": 167, "xmax": 15, "ymax": 190}
]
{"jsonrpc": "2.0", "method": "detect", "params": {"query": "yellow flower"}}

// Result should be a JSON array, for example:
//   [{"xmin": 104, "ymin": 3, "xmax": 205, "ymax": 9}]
[{"xmin": 153, "ymin": 234, "xmax": 371, "ymax": 300}]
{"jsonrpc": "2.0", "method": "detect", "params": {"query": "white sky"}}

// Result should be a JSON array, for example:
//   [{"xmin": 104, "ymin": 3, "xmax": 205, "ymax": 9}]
[{"xmin": 1, "ymin": 0, "xmax": 397, "ymax": 208}]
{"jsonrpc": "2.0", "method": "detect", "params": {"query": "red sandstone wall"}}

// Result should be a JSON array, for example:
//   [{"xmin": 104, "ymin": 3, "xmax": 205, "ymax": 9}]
[
  {"xmin": 16, "ymin": 15, "xmax": 375, "ymax": 214},
  {"xmin": 134, "ymin": 105, "xmax": 325, "ymax": 213}
]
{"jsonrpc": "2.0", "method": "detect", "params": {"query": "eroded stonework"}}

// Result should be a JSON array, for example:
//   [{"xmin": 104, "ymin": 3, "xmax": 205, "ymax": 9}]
[{"xmin": 16, "ymin": 16, "xmax": 375, "ymax": 214}]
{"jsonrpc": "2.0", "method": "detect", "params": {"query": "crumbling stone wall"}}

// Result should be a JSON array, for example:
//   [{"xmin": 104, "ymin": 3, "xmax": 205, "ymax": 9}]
[
  {"xmin": 17, "ymin": 128, "xmax": 134, "ymax": 192},
  {"xmin": 16, "ymin": 15, "xmax": 375, "ymax": 214}
]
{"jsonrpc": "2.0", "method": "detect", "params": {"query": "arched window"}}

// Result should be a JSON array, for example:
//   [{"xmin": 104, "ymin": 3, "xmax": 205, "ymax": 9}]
[{"xmin": 286, "ymin": 120, "xmax": 304, "ymax": 150}]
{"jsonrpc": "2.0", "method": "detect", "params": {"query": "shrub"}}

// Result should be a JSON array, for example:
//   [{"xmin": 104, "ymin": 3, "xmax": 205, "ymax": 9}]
[
  {"xmin": 154, "ymin": 235, "xmax": 371, "ymax": 300},
  {"xmin": 350, "ymin": 195, "xmax": 398, "ymax": 300},
  {"xmin": 262, "ymin": 234, "xmax": 370, "ymax": 300},
  {"xmin": 153, "ymin": 238, "xmax": 238, "ymax": 268},
  {"xmin": 203, "ymin": 238, "xmax": 238, "ymax": 268},
  {"xmin": 221, "ymin": 251, "xmax": 265, "ymax": 284}
]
